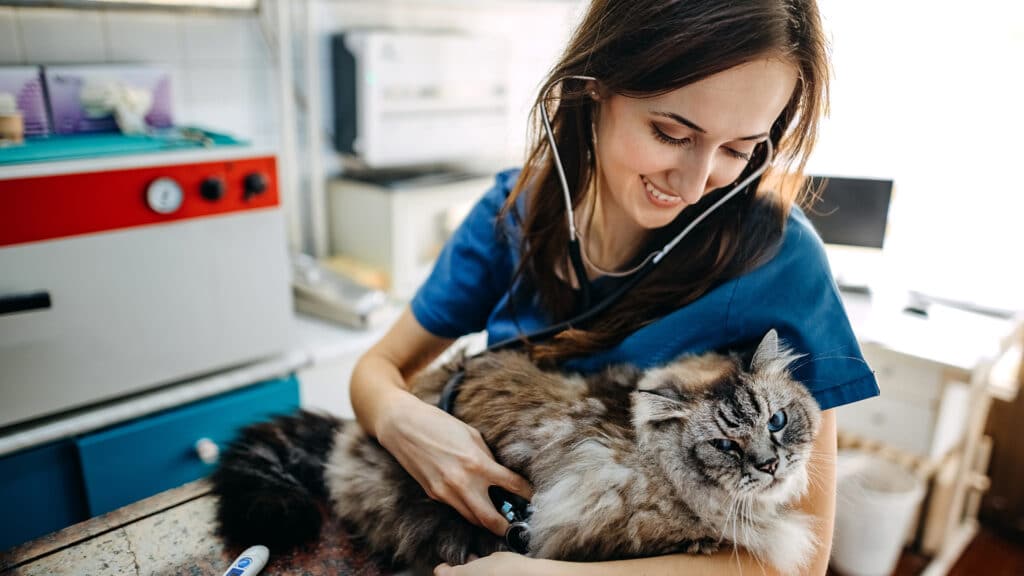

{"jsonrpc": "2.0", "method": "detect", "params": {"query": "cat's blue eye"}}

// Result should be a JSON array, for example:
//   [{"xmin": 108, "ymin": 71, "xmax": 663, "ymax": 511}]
[
  {"xmin": 710, "ymin": 438, "xmax": 739, "ymax": 453},
  {"xmin": 767, "ymin": 410, "xmax": 787, "ymax": 432}
]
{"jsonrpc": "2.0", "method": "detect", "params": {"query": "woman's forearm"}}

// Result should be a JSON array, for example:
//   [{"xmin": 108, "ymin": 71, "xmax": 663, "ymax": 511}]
[
  {"xmin": 535, "ymin": 549, "xmax": 786, "ymax": 576},
  {"xmin": 349, "ymin": 308, "xmax": 455, "ymax": 438},
  {"xmin": 799, "ymin": 408, "xmax": 838, "ymax": 575},
  {"xmin": 350, "ymin": 353, "xmax": 418, "ymax": 438},
  {"xmin": 531, "ymin": 410, "xmax": 839, "ymax": 576}
]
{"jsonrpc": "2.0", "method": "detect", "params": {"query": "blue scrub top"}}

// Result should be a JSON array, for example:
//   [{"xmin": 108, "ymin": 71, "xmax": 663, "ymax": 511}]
[{"xmin": 411, "ymin": 168, "xmax": 878, "ymax": 411}]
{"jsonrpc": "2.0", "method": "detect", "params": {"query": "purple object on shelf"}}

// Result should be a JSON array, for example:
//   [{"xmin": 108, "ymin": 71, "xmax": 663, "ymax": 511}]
[
  {"xmin": 43, "ymin": 66, "xmax": 174, "ymax": 135},
  {"xmin": 0, "ymin": 67, "xmax": 51, "ymax": 137}
]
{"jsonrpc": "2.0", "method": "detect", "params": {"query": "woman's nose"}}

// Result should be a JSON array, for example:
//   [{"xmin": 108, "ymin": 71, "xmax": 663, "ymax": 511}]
[{"xmin": 666, "ymin": 149, "xmax": 716, "ymax": 204}]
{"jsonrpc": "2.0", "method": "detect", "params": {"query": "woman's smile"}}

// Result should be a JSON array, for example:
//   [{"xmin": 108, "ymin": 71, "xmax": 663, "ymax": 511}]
[{"xmin": 641, "ymin": 175, "xmax": 683, "ymax": 207}]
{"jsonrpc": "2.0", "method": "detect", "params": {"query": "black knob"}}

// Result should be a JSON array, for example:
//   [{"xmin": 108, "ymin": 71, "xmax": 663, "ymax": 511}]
[
  {"xmin": 200, "ymin": 177, "xmax": 225, "ymax": 201},
  {"xmin": 243, "ymin": 172, "xmax": 268, "ymax": 200}
]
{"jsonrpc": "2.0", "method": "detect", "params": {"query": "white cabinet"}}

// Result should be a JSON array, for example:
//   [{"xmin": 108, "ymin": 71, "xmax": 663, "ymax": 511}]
[{"xmin": 837, "ymin": 343, "xmax": 970, "ymax": 460}]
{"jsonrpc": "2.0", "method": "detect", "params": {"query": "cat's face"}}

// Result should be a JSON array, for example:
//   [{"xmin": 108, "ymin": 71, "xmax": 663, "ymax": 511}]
[{"xmin": 631, "ymin": 330, "xmax": 821, "ymax": 503}]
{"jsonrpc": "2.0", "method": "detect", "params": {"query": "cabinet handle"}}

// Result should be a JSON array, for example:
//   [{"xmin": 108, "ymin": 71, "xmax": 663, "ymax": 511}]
[
  {"xmin": 195, "ymin": 438, "xmax": 220, "ymax": 464},
  {"xmin": 0, "ymin": 291, "xmax": 51, "ymax": 316}
]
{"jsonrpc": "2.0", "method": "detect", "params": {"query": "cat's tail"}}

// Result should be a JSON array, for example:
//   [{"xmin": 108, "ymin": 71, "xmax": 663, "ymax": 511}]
[{"xmin": 210, "ymin": 410, "xmax": 344, "ymax": 550}]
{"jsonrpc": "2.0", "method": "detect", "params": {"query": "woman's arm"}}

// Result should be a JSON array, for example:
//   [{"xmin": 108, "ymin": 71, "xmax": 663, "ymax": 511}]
[
  {"xmin": 350, "ymin": 308, "xmax": 533, "ymax": 537},
  {"xmin": 437, "ymin": 409, "xmax": 838, "ymax": 576},
  {"xmin": 349, "ymin": 306, "xmax": 454, "ymax": 437}
]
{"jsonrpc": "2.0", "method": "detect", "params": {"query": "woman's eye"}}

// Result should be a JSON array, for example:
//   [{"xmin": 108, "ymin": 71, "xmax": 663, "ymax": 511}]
[
  {"xmin": 767, "ymin": 410, "xmax": 787, "ymax": 432},
  {"xmin": 723, "ymin": 146, "xmax": 751, "ymax": 161},
  {"xmin": 649, "ymin": 123, "xmax": 690, "ymax": 147},
  {"xmin": 710, "ymin": 438, "xmax": 739, "ymax": 453}
]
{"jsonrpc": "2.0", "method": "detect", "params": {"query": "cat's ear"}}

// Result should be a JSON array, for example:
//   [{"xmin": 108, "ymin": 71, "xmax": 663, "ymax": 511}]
[
  {"xmin": 633, "ymin": 375, "xmax": 690, "ymax": 424},
  {"xmin": 750, "ymin": 329, "xmax": 780, "ymax": 372},
  {"xmin": 639, "ymin": 385, "xmax": 685, "ymax": 403},
  {"xmin": 750, "ymin": 329, "xmax": 801, "ymax": 373}
]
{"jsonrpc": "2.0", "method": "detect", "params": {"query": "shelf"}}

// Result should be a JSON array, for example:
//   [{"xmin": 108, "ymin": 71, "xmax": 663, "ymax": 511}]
[{"xmin": 0, "ymin": 0, "xmax": 257, "ymax": 13}]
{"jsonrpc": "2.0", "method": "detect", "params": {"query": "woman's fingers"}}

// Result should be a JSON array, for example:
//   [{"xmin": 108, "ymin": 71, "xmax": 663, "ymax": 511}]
[
  {"xmin": 465, "ymin": 426, "xmax": 533, "ymax": 501},
  {"xmin": 431, "ymin": 483, "xmax": 487, "ymax": 530},
  {"xmin": 464, "ymin": 482, "xmax": 510, "ymax": 536},
  {"xmin": 485, "ymin": 461, "xmax": 534, "ymax": 501}
]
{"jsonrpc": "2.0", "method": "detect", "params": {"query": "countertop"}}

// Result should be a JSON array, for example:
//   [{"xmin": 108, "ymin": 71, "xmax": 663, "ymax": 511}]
[{"xmin": 0, "ymin": 479, "xmax": 393, "ymax": 576}]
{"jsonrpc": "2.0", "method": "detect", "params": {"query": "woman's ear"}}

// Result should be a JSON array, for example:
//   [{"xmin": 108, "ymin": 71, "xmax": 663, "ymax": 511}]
[{"xmin": 584, "ymin": 79, "xmax": 602, "ymax": 101}]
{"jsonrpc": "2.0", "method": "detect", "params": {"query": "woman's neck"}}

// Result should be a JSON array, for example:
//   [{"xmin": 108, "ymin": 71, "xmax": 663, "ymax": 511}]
[{"xmin": 578, "ymin": 175, "xmax": 648, "ymax": 279}]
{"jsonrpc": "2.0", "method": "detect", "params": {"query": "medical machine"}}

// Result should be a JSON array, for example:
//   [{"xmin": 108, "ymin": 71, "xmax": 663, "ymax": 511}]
[
  {"xmin": 332, "ymin": 30, "xmax": 508, "ymax": 168},
  {"xmin": 327, "ymin": 171, "xmax": 494, "ymax": 299},
  {"xmin": 0, "ymin": 148, "xmax": 292, "ymax": 429}
]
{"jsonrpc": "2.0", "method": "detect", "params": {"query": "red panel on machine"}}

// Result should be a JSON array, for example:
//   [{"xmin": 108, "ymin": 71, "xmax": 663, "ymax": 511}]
[{"xmin": 0, "ymin": 155, "xmax": 279, "ymax": 247}]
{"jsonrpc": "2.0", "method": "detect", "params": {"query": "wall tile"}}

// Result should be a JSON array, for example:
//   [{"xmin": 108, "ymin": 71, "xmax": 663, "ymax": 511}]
[
  {"xmin": 104, "ymin": 10, "xmax": 183, "ymax": 64},
  {"xmin": 247, "ymin": 65, "xmax": 278, "ymax": 136},
  {"xmin": 17, "ymin": 8, "xmax": 105, "ymax": 64},
  {"xmin": 0, "ymin": 8, "xmax": 22, "ymax": 64},
  {"xmin": 181, "ymin": 14, "xmax": 268, "ymax": 66},
  {"xmin": 169, "ymin": 66, "xmax": 188, "ymax": 125},
  {"xmin": 180, "ymin": 66, "xmax": 253, "ymax": 138}
]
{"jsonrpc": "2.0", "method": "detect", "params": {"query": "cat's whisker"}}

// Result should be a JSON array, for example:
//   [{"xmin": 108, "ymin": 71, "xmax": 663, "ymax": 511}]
[
  {"xmin": 804, "ymin": 471, "xmax": 825, "ymax": 493},
  {"xmin": 731, "ymin": 502, "xmax": 744, "ymax": 576},
  {"xmin": 742, "ymin": 495, "xmax": 769, "ymax": 576},
  {"xmin": 719, "ymin": 492, "xmax": 740, "ymax": 543},
  {"xmin": 802, "ymin": 462, "xmax": 827, "ymax": 485},
  {"xmin": 786, "ymin": 343, "xmax": 868, "ymax": 372},
  {"xmin": 789, "ymin": 353, "xmax": 871, "ymax": 374}
]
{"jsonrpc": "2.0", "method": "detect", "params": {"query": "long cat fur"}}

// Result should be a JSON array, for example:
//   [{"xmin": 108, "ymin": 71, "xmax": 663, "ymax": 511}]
[{"xmin": 212, "ymin": 329, "xmax": 821, "ymax": 573}]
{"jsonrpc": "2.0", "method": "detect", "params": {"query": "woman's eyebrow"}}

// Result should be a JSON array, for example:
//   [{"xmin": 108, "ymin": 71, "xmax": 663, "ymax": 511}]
[{"xmin": 651, "ymin": 110, "xmax": 768, "ymax": 141}]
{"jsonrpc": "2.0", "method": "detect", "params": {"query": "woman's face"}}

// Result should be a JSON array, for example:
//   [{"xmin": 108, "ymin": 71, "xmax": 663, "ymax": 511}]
[{"xmin": 593, "ymin": 58, "xmax": 798, "ymax": 232}]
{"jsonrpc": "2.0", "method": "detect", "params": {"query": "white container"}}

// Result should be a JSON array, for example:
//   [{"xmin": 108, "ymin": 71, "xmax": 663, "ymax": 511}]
[
  {"xmin": 327, "ymin": 174, "xmax": 493, "ymax": 299},
  {"xmin": 832, "ymin": 450, "xmax": 926, "ymax": 576}
]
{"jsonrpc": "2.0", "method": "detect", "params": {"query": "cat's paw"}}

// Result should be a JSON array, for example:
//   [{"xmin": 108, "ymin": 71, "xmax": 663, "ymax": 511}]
[{"xmin": 683, "ymin": 538, "xmax": 720, "ymax": 555}]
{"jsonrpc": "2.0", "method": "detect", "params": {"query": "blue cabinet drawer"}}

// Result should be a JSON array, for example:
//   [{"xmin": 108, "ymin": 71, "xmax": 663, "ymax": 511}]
[
  {"xmin": 76, "ymin": 375, "xmax": 300, "ymax": 516},
  {"xmin": 0, "ymin": 440, "xmax": 88, "ymax": 551}
]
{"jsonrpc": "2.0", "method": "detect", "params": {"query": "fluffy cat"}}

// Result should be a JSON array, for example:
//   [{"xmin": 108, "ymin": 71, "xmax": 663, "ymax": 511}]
[{"xmin": 211, "ymin": 330, "xmax": 821, "ymax": 573}]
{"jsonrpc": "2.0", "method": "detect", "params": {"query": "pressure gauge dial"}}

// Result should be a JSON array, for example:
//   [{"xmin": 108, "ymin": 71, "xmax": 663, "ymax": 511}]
[{"xmin": 146, "ymin": 177, "xmax": 184, "ymax": 214}]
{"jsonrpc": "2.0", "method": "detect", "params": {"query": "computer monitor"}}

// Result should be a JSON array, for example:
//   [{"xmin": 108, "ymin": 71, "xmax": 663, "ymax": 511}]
[
  {"xmin": 803, "ymin": 176, "xmax": 893, "ymax": 249},
  {"xmin": 803, "ymin": 175, "xmax": 894, "ymax": 291}
]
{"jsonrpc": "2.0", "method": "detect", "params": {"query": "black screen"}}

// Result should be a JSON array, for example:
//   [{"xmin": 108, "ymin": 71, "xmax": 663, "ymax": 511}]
[{"xmin": 803, "ymin": 176, "xmax": 893, "ymax": 249}]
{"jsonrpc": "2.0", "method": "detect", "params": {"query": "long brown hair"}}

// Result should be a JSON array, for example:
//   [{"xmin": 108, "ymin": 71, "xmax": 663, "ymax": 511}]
[{"xmin": 502, "ymin": 0, "xmax": 830, "ymax": 363}]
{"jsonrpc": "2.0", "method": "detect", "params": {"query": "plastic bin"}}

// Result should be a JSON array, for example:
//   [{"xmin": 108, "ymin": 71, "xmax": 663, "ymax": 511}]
[{"xmin": 832, "ymin": 450, "xmax": 926, "ymax": 576}]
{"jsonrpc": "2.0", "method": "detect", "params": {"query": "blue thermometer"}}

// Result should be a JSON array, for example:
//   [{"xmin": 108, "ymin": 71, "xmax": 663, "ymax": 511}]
[{"xmin": 221, "ymin": 545, "xmax": 269, "ymax": 576}]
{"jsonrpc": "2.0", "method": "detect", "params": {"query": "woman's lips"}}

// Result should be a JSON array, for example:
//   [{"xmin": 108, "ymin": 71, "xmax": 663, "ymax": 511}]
[{"xmin": 641, "ymin": 175, "xmax": 683, "ymax": 207}]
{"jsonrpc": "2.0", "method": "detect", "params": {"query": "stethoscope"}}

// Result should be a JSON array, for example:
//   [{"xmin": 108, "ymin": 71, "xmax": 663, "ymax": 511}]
[{"xmin": 484, "ymin": 75, "xmax": 775, "ymax": 352}]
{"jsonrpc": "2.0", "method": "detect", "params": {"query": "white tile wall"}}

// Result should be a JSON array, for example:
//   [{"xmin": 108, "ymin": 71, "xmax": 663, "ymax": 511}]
[
  {"xmin": 1, "ymin": 6, "xmax": 278, "ymax": 145},
  {"xmin": 0, "ymin": 8, "xmax": 22, "ymax": 64},
  {"xmin": 181, "ymin": 66, "xmax": 251, "ymax": 131},
  {"xmin": 181, "ymin": 14, "xmax": 268, "ymax": 65},
  {"xmin": 104, "ymin": 10, "xmax": 182, "ymax": 63},
  {"xmin": 17, "ymin": 8, "xmax": 107, "ymax": 64}
]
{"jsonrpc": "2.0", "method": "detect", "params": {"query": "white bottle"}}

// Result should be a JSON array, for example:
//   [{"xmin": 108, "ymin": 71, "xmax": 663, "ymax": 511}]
[{"xmin": 221, "ymin": 545, "xmax": 269, "ymax": 576}]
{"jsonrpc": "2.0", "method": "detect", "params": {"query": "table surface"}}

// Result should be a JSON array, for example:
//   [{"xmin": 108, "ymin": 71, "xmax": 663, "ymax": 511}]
[
  {"xmin": 0, "ymin": 479, "xmax": 394, "ymax": 576},
  {"xmin": 841, "ymin": 290, "xmax": 1021, "ymax": 375}
]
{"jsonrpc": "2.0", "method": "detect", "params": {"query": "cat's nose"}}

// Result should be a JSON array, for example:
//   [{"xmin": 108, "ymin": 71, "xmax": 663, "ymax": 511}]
[{"xmin": 755, "ymin": 457, "xmax": 778, "ymax": 476}]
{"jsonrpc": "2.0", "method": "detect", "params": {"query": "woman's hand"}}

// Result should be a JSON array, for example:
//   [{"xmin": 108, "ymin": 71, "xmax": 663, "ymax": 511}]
[
  {"xmin": 434, "ymin": 552, "xmax": 547, "ymax": 576},
  {"xmin": 377, "ymin": 392, "xmax": 533, "ymax": 536}
]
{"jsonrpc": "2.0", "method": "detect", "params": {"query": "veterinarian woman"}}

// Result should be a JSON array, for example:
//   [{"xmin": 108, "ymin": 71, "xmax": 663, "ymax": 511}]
[{"xmin": 350, "ymin": 0, "xmax": 878, "ymax": 574}]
